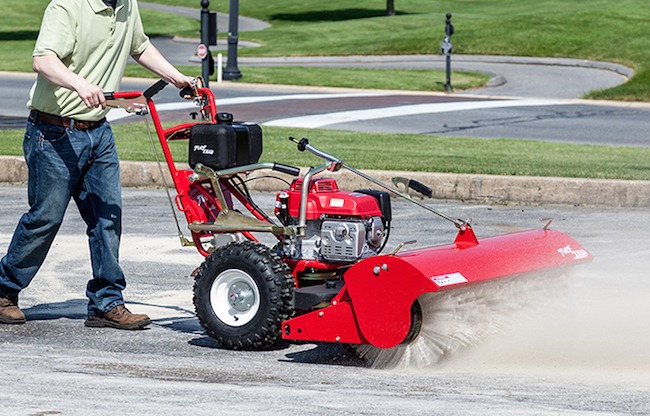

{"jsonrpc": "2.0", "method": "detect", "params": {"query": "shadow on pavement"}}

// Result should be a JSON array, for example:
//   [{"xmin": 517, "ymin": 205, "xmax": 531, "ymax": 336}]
[
  {"xmin": 281, "ymin": 343, "xmax": 367, "ymax": 367},
  {"xmin": 22, "ymin": 298, "xmax": 87, "ymax": 321}
]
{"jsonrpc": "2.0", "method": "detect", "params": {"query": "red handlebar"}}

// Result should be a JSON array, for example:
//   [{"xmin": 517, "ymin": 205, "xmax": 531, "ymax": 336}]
[{"xmin": 104, "ymin": 91, "xmax": 143, "ymax": 100}]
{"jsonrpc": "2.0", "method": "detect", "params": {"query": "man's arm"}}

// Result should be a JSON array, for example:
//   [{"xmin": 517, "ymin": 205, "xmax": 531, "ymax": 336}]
[
  {"xmin": 32, "ymin": 54, "xmax": 107, "ymax": 109},
  {"xmin": 132, "ymin": 45, "xmax": 194, "ymax": 89}
]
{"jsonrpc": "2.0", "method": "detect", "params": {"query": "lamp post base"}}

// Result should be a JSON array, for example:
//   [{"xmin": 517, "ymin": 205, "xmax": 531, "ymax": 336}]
[{"xmin": 223, "ymin": 70, "xmax": 243, "ymax": 81}]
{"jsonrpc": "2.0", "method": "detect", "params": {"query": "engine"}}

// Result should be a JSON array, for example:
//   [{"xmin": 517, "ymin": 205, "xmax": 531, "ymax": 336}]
[{"xmin": 275, "ymin": 178, "xmax": 391, "ymax": 263}]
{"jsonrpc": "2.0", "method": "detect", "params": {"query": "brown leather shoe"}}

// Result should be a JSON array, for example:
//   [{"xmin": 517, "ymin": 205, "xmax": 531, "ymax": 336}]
[
  {"xmin": 0, "ymin": 294, "xmax": 26, "ymax": 324},
  {"xmin": 84, "ymin": 304, "xmax": 151, "ymax": 330}
]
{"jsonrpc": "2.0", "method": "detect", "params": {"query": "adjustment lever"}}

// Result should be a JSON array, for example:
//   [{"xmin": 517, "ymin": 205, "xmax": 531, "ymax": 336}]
[{"xmin": 391, "ymin": 177, "xmax": 433, "ymax": 198}]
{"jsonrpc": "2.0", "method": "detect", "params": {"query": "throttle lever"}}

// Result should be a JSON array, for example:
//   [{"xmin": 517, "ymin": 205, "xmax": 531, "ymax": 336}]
[{"xmin": 288, "ymin": 137, "xmax": 341, "ymax": 166}]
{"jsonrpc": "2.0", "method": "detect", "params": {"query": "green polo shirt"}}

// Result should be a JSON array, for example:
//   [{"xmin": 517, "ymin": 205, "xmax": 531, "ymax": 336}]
[{"xmin": 27, "ymin": 0, "xmax": 150, "ymax": 120}]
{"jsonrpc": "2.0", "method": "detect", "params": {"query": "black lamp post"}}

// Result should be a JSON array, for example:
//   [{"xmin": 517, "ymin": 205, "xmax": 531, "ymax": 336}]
[{"xmin": 223, "ymin": 0, "xmax": 242, "ymax": 80}]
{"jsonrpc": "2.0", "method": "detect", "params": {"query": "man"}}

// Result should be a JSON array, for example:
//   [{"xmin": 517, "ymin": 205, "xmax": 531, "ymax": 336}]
[{"xmin": 0, "ymin": 0, "xmax": 194, "ymax": 329}]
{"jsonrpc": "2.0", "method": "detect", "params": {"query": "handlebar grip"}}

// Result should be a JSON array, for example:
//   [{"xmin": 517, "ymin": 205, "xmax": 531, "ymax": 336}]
[
  {"xmin": 143, "ymin": 79, "xmax": 169, "ymax": 99},
  {"xmin": 273, "ymin": 163, "xmax": 301, "ymax": 176},
  {"xmin": 179, "ymin": 85, "xmax": 194, "ymax": 98},
  {"xmin": 104, "ymin": 91, "xmax": 143, "ymax": 100},
  {"xmin": 408, "ymin": 179, "xmax": 433, "ymax": 198}
]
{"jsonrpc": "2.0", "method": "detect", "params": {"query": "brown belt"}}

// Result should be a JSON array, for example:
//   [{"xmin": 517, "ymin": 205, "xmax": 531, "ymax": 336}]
[{"xmin": 29, "ymin": 110, "xmax": 106, "ymax": 131}]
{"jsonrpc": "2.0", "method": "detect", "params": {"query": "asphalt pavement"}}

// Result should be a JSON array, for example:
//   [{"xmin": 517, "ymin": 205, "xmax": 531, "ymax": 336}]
[{"xmin": 1, "ymin": 186, "xmax": 649, "ymax": 415}]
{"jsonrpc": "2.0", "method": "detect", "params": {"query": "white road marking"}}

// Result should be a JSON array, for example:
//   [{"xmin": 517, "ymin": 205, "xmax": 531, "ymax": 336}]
[
  {"xmin": 107, "ymin": 94, "xmax": 567, "ymax": 130},
  {"xmin": 106, "ymin": 92, "xmax": 387, "ymax": 122},
  {"xmin": 263, "ymin": 99, "xmax": 567, "ymax": 128}
]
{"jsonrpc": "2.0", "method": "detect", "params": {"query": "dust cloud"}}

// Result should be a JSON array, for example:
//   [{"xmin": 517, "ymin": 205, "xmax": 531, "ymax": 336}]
[{"xmin": 363, "ymin": 250, "xmax": 650, "ymax": 385}]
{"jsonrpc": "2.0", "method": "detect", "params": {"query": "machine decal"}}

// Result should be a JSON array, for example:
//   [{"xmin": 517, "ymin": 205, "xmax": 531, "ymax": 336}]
[
  {"xmin": 557, "ymin": 245, "xmax": 589, "ymax": 260},
  {"xmin": 429, "ymin": 272, "xmax": 468, "ymax": 287},
  {"xmin": 192, "ymin": 144, "xmax": 214, "ymax": 155}
]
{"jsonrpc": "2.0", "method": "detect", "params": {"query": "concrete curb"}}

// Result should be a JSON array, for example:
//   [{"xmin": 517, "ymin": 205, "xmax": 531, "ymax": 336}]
[
  {"xmin": 243, "ymin": 169, "xmax": 650, "ymax": 208},
  {"xmin": 1, "ymin": 156, "xmax": 646, "ymax": 208}
]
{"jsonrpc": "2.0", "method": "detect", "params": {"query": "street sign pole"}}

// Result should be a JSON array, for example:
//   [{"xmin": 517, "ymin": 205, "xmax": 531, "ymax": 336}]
[
  {"xmin": 440, "ymin": 13, "xmax": 454, "ymax": 91},
  {"xmin": 200, "ymin": 0, "xmax": 211, "ymax": 86}
]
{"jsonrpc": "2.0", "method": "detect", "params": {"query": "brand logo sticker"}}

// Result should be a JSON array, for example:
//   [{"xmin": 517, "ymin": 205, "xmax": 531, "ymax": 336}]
[
  {"xmin": 193, "ymin": 144, "xmax": 214, "ymax": 155},
  {"xmin": 429, "ymin": 272, "xmax": 468, "ymax": 287},
  {"xmin": 557, "ymin": 245, "xmax": 589, "ymax": 260}
]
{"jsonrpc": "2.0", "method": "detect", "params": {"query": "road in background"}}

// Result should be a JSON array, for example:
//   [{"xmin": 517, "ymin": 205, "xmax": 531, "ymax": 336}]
[
  {"xmin": 2, "ymin": 3, "xmax": 646, "ymax": 146},
  {"xmin": 2, "ymin": 71, "xmax": 648, "ymax": 147}
]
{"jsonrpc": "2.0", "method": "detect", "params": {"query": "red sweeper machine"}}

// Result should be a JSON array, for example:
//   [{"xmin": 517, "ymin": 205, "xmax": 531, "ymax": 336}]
[{"xmin": 105, "ymin": 80, "xmax": 593, "ymax": 351}]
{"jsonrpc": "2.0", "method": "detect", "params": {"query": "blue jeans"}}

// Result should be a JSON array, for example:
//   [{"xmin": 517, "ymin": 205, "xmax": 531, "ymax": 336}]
[{"xmin": 0, "ymin": 117, "xmax": 126, "ymax": 315}]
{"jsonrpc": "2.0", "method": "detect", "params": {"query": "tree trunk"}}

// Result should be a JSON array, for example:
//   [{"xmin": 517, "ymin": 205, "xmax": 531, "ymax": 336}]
[{"xmin": 386, "ymin": 0, "xmax": 395, "ymax": 16}]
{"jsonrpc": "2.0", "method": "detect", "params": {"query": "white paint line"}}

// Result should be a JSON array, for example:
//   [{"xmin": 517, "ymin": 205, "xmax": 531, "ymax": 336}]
[
  {"xmin": 216, "ymin": 92, "xmax": 386, "ymax": 105},
  {"xmin": 106, "ymin": 92, "xmax": 386, "ymax": 122},
  {"xmin": 263, "ymin": 99, "xmax": 568, "ymax": 128}
]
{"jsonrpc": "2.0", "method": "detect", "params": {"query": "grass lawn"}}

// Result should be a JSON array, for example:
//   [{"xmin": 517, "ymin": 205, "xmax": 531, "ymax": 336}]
[
  {"xmin": 1, "ymin": 0, "xmax": 648, "ymax": 181},
  {"xmin": 3, "ymin": 0, "xmax": 650, "ymax": 100},
  {"xmin": 142, "ymin": 0, "xmax": 650, "ymax": 102},
  {"xmin": 123, "ymin": 65, "xmax": 489, "ymax": 92},
  {"xmin": 0, "ymin": 124, "xmax": 648, "ymax": 181}
]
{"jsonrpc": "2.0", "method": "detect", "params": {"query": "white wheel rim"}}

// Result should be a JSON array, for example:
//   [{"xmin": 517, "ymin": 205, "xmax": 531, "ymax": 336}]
[{"xmin": 210, "ymin": 269, "xmax": 260, "ymax": 327}]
